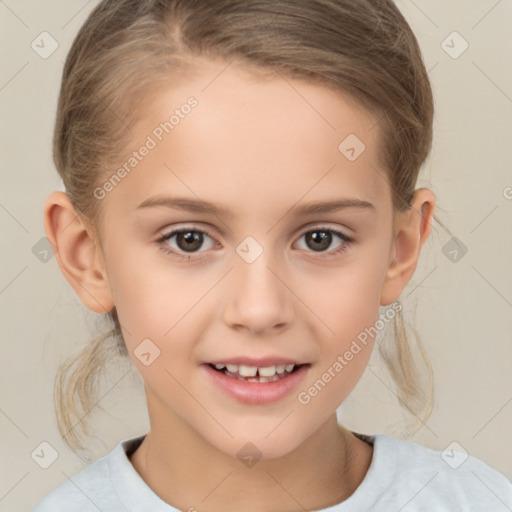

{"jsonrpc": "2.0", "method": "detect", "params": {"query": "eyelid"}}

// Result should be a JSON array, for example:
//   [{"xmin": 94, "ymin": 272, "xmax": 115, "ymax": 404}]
[
  {"xmin": 156, "ymin": 223, "xmax": 354, "ymax": 260},
  {"xmin": 157, "ymin": 225, "xmax": 219, "ymax": 244},
  {"xmin": 292, "ymin": 221, "xmax": 354, "ymax": 242},
  {"xmin": 297, "ymin": 220, "xmax": 355, "ymax": 237},
  {"xmin": 293, "ymin": 225, "xmax": 353, "ymax": 249},
  {"xmin": 156, "ymin": 222, "xmax": 352, "ymax": 242},
  {"xmin": 157, "ymin": 223, "xmax": 218, "ymax": 239}
]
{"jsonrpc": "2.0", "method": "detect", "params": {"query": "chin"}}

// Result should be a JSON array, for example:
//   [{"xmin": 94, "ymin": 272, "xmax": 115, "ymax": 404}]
[{"xmin": 208, "ymin": 428, "xmax": 307, "ymax": 464}]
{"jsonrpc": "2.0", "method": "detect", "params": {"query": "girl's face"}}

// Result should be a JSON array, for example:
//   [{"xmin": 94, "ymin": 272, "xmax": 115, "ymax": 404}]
[{"xmin": 96, "ymin": 60, "xmax": 398, "ymax": 459}]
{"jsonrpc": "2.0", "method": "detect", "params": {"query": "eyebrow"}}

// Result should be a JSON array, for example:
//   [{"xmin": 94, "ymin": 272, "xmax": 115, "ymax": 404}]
[{"xmin": 135, "ymin": 195, "xmax": 375, "ymax": 218}]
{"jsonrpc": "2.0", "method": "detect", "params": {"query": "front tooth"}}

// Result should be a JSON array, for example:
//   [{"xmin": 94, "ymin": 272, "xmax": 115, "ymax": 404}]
[
  {"xmin": 239, "ymin": 365, "xmax": 258, "ymax": 377},
  {"xmin": 285, "ymin": 364, "xmax": 295, "ymax": 372},
  {"xmin": 276, "ymin": 365, "xmax": 286, "ymax": 374},
  {"xmin": 214, "ymin": 363, "xmax": 226, "ymax": 370},
  {"xmin": 226, "ymin": 364, "xmax": 239, "ymax": 373},
  {"xmin": 258, "ymin": 366, "xmax": 277, "ymax": 377}
]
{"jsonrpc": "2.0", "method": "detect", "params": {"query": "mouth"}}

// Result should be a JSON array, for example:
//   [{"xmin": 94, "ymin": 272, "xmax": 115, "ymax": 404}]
[
  {"xmin": 206, "ymin": 362, "xmax": 305, "ymax": 383},
  {"xmin": 202, "ymin": 361, "xmax": 311, "ymax": 405}
]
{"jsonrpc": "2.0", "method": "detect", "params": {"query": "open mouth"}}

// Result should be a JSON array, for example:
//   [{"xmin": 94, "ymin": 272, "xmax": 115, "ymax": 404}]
[
  {"xmin": 203, "ymin": 361, "xmax": 311, "ymax": 404},
  {"xmin": 207, "ymin": 363, "xmax": 304, "ymax": 383}
]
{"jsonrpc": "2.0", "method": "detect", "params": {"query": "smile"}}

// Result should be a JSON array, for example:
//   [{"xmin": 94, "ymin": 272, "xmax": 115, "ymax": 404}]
[
  {"xmin": 202, "ymin": 362, "xmax": 311, "ymax": 405},
  {"xmin": 209, "ymin": 363, "xmax": 299, "ymax": 382}
]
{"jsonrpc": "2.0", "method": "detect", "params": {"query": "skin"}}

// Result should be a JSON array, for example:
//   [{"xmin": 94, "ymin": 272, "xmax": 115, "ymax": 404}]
[{"xmin": 44, "ymin": 59, "xmax": 435, "ymax": 511}]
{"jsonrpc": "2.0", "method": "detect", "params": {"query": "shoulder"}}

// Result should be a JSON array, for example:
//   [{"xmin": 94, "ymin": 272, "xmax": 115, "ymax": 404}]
[
  {"xmin": 28, "ymin": 437, "xmax": 141, "ymax": 512},
  {"xmin": 29, "ymin": 458, "xmax": 111, "ymax": 511},
  {"xmin": 369, "ymin": 434, "xmax": 512, "ymax": 510}
]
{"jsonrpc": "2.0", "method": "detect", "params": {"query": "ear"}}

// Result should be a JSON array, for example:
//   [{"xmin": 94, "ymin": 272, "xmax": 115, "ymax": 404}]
[
  {"xmin": 380, "ymin": 188, "xmax": 436, "ymax": 306},
  {"xmin": 43, "ymin": 191, "xmax": 114, "ymax": 313}
]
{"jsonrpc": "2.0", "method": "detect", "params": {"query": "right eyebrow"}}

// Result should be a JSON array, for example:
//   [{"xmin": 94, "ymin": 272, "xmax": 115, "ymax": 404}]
[{"xmin": 136, "ymin": 195, "xmax": 235, "ymax": 219}]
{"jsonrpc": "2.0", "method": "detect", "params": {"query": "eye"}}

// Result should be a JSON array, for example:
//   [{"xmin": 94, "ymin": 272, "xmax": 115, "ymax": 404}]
[
  {"xmin": 156, "ymin": 225, "xmax": 353, "ymax": 261},
  {"xmin": 156, "ymin": 227, "xmax": 217, "ymax": 259},
  {"xmin": 294, "ymin": 227, "xmax": 354, "ymax": 256}
]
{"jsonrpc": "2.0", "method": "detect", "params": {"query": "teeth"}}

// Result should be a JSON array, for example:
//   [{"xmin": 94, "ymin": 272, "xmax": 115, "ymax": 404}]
[
  {"xmin": 212, "ymin": 362, "xmax": 298, "ymax": 378},
  {"xmin": 239, "ymin": 374, "xmax": 282, "ymax": 383},
  {"xmin": 239, "ymin": 365, "xmax": 258, "ymax": 377},
  {"xmin": 258, "ymin": 366, "xmax": 277, "ymax": 377}
]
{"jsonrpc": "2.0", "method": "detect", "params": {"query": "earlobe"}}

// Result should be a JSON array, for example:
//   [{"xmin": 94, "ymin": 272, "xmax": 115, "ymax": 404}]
[
  {"xmin": 43, "ymin": 191, "xmax": 114, "ymax": 314},
  {"xmin": 380, "ymin": 188, "xmax": 436, "ymax": 306}
]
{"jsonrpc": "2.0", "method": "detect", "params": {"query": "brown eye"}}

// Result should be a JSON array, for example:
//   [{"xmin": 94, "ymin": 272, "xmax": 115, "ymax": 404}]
[
  {"xmin": 157, "ymin": 228, "xmax": 217, "ymax": 258},
  {"xmin": 304, "ymin": 230, "xmax": 333, "ymax": 251},
  {"xmin": 296, "ymin": 228, "xmax": 351, "ymax": 253},
  {"xmin": 175, "ymin": 231, "xmax": 204, "ymax": 252}
]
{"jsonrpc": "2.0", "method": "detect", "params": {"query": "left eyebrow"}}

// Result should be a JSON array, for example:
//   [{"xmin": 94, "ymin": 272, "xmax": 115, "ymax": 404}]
[
  {"xmin": 290, "ymin": 198, "xmax": 376, "ymax": 215},
  {"xmin": 135, "ymin": 195, "xmax": 376, "ymax": 218}
]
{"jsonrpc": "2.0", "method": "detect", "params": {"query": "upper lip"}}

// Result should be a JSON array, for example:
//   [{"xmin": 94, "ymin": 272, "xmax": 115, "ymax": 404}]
[{"xmin": 206, "ymin": 357, "xmax": 308, "ymax": 367}]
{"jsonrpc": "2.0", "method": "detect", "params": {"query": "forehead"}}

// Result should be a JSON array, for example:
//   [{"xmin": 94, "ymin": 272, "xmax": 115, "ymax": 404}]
[{"xmin": 102, "ymin": 60, "xmax": 390, "ymax": 220}]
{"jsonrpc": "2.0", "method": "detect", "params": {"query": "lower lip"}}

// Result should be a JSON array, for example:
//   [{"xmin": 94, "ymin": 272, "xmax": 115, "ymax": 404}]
[{"xmin": 202, "ymin": 364, "xmax": 310, "ymax": 405}]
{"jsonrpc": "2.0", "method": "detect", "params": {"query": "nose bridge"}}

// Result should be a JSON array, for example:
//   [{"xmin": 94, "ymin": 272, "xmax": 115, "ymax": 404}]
[{"xmin": 222, "ymin": 241, "xmax": 294, "ymax": 334}]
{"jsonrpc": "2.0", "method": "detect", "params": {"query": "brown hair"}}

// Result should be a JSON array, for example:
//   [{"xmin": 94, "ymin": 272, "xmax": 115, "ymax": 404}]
[{"xmin": 52, "ymin": 0, "xmax": 452, "ymax": 455}]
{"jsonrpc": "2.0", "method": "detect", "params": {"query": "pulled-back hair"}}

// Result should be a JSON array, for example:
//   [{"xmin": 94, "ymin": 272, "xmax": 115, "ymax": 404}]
[{"xmin": 53, "ymin": 0, "xmax": 451, "ymax": 455}]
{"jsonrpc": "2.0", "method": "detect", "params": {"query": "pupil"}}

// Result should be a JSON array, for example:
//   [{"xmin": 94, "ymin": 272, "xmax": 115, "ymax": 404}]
[
  {"xmin": 307, "ymin": 231, "xmax": 331, "ymax": 251},
  {"xmin": 177, "ymin": 231, "xmax": 203, "ymax": 252}
]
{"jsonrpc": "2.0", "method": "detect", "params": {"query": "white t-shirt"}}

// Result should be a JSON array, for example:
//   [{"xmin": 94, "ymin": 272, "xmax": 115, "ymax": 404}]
[{"xmin": 29, "ymin": 432, "xmax": 512, "ymax": 511}]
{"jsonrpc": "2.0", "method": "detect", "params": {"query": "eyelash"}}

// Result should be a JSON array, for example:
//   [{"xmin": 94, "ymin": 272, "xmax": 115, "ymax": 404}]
[{"xmin": 156, "ymin": 226, "xmax": 354, "ymax": 261}]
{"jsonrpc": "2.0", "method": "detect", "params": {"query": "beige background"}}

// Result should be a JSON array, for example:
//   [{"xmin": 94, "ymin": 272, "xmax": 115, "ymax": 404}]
[{"xmin": 1, "ymin": 1, "xmax": 511, "ymax": 511}]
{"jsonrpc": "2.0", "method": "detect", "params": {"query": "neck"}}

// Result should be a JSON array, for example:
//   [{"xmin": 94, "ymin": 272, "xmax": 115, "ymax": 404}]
[{"xmin": 129, "ymin": 412, "xmax": 373, "ymax": 512}]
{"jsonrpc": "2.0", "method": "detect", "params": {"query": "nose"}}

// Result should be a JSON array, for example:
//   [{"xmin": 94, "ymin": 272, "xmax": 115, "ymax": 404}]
[{"xmin": 222, "ymin": 250, "xmax": 294, "ymax": 336}]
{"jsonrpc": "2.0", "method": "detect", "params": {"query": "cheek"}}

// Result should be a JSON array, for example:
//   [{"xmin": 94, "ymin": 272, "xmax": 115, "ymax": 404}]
[
  {"xmin": 108, "ymin": 257, "xmax": 216, "ymax": 382},
  {"xmin": 107, "ymin": 248, "xmax": 202, "ymax": 341},
  {"xmin": 301, "ymin": 257, "xmax": 385, "ymax": 341},
  {"xmin": 295, "ymin": 258, "xmax": 384, "ymax": 400}
]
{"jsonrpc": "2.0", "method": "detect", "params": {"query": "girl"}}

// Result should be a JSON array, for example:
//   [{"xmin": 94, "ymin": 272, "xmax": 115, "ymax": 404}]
[{"xmin": 31, "ymin": 0, "xmax": 512, "ymax": 510}]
